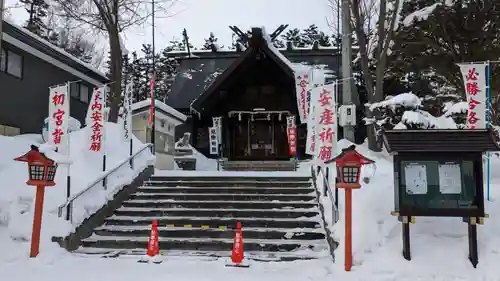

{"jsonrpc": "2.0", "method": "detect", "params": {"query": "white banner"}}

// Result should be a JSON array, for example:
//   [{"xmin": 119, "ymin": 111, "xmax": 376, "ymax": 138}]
[
  {"xmin": 458, "ymin": 63, "xmax": 488, "ymax": 129},
  {"xmin": 212, "ymin": 117, "xmax": 222, "ymax": 143},
  {"xmin": 122, "ymin": 82, "xmax": 133, "ymax": 142},
  {"xmin": 209, "ymin": 126, "xmax": 219, "ymax": 155},
  {"xmin": 314, "ymin": 83, "xmax": 337, "ymax": 162},
  {"xmin": 295, "ymin": 69, "xmax": 311, "ymax": 124},
  {"xmin": 87, "ymin": 87, "xmax": 106, "ymax": 153},
  {"xmin": 306, "ymin": 69, "xmax": 326, "ymax": 157},
  {"xmin": 48, "ymin": 83, "xmax": 70, "ymax": 152},
  {"xmin": 306, "ymin": 89, "xmax": 320, "ymax": 156}
]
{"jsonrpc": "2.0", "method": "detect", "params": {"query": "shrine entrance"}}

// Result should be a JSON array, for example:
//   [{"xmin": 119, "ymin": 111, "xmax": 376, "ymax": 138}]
[{"xmin": 229, "ymin": 111, "xmax": 290, "ymax": 161}]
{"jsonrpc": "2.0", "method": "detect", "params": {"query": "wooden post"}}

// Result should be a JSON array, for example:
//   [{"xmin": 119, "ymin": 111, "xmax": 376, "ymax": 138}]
[
  {"xmin": 468, "ymin": 217, "xmax": 478, "ymax": 268},
  {"xmin": 30, "ymin": 185, "xmax": 46, "ymax": 257},
  {"xmin": 345, "ymin": 188, "xmax": 353, "ymax": 271},
  {"xmin": 402, "ymin": 216, "xmax": 411, "ymax": 261}
]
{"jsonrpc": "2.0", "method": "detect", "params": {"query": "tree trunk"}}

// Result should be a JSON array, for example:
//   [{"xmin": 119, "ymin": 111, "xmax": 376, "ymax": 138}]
[{"xmin": 107, "ymin": 28, "xmax": 122, "ymax": 123}]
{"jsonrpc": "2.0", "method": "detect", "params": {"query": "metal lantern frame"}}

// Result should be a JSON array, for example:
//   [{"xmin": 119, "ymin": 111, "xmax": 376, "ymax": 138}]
[{"xmin": 15, "ymin": 145, "xmax": 58, "ymax": 187}]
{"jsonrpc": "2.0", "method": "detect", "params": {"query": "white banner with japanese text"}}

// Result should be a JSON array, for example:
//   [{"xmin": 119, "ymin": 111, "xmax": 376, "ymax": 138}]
[
  {"xmin": 87, "ymin": 86, "xmax": 106, "ymax": 153},
  {"xmin": 306, "ymin": 89, "xmax": 320, "ymax": 156},
  {"xmin": 212, "ymin": 117, "xmax": 222, "ymax": 143},
  {"xmin": 295, "ymin": 69, "xmax": 311, "ymax": 124},
  {"xmin": 48, "ymin": 83, "xmax": 70, "ymax": 153},
  {"xmin": 458, "ymin": 63, "xmax": 488, "ymax": 129},
  {"xmin": 122, "ymin": 82, "xmax": 133, "ymax": 142},
  {"xmin": 314, "ymin": 83, "xmax": 337, "ymax": 162},
  {"xmin": 286, "ymin": 115, "xmax": 297, "ymax": 156}
]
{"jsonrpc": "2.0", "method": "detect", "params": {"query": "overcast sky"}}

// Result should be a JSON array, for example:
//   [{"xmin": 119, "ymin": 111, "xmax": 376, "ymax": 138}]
[{"xmin": 4, "ymin": 0, "xmax": 335, "ymax": 53}]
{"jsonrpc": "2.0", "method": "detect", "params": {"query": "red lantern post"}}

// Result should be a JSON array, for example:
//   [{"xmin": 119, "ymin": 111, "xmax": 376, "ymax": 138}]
[
  {"xmin": 326, "ymin": 144, "xmax": 374, "ymax": 271},
  {"xmin": 14, "ymin": 145, "xmax": 58, "ymax": 257}
]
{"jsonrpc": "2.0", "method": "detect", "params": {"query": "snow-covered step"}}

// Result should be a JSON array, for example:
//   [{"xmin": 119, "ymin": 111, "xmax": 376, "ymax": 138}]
[
  {"xmin": 81, "ymin": 234, "xmax": 329, "ymax": 253},
  {"xmin": 145, "ymin": 180, "xmax": 312, "ymax": 188},
  {"xmin": 105, "ymin": 215, "xmax": 322, "ymax": 229},
  {"xmin": 113, "ymin": 206, "xmax": 320, "ymax": 219},
  {"xmin": 93, "ymin": 225, "xmax": 325, "ymax": 240},
  {"xmin": 76, "ymin": 173, "xmax": 332, "ymax": 260},
  {"xmin": 72, "ymin": 247, "xmax": 330, "ymax": 261},
  {"xmin": 129, "ymin": 192, "xmax": 317, "ymax": 202},
  {"xmin": 136, "ymin": 186, "xmax": 316, "ymax": 195},
  {"xmin": 121, "ymin": 199, "xmax": 317, "ymax": 209}
]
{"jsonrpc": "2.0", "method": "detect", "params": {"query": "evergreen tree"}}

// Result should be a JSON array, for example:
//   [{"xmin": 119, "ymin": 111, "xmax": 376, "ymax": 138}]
[
  {"xmin": 281, "ymin": 28, "xmax": 305, "ymax": 48},
  {"xmin": 272, "ymin": 38, "xmax": 285, "ymax": 49},
  {"xmin": 20, "ymin": 0, "xmax": 49, "ymax": 37},
  {"xmin": 202, "ymin": 32, "xmax": 222, "ymax": 51},
  {"xmin": 301, "ymin": 24, "xmax": 332, "ymax": 47}
]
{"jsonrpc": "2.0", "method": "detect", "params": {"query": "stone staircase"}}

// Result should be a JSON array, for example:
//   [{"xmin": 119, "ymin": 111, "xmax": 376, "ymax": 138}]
[{"xmin": 75, "ymin": 174, "xmax": 331, "ymax": 261}]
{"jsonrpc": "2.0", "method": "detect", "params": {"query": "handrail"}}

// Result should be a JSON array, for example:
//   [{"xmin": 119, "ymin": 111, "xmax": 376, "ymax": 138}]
[
  {"xmin": 57, "ymin": 143, "xmax": 153, "ymax": 221},
  {"xmin": 312, "ymin": 165, "xmax": 339, "ymax": 225}
]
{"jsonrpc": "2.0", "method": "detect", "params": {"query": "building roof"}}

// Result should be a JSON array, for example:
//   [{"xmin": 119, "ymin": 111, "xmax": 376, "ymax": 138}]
[
  {"xmin": 131, "ymin": 98, "xmax": 187, "ymax": 122},
  {"xmin": 382, "ymin": 129, "xmax": 500, "ymax": 153},
  {"xmin": 190, "ymin": 27, "xmax": 296, "ymax": 113},
  {"xmin": 164, "ymin": 43, "xmax": 341, "ymax": 111},
  {"xmin": 1, "ymin": 20, "xmax": 109, "ymax": 86}
]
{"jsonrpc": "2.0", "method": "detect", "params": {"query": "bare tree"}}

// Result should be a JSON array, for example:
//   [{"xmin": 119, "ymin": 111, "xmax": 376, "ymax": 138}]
[
  {"xmin": 351, "ymin": 0, "xmax": 402, "ymax": 151},
  {"xmin": 54, "ymin": 0, "xmax": 176, "ymax": 122}
]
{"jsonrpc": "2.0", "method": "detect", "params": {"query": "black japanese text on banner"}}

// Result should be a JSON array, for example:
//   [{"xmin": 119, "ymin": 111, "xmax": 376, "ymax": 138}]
[{"xmin": 122, "ymin": 82, "xmax": 133, "ymax": 142}]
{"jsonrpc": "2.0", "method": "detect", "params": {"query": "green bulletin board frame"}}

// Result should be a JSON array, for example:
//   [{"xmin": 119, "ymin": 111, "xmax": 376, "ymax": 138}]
[{"xmin": 399, "ymin": 160, "xmax": 476, "ymax": 210}]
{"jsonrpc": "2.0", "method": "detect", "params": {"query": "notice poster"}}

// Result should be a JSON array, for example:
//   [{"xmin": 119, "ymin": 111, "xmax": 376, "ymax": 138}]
[
  {"xmin": 438, "ymin": 163, "xmax": 462, "ymax": 194},
  {"xmin": 404, "ymin": 164, "xmax": 428, "ymax": 195}
]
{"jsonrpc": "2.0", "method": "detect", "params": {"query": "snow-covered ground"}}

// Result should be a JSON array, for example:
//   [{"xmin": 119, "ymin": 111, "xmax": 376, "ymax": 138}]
[
  {"xmin": 0, "ymin": 122, "xmax": 154, "ymax": 263},
  {"xmin": 2, "ymin": 124, "xmax": 500, "ymax": 280}
]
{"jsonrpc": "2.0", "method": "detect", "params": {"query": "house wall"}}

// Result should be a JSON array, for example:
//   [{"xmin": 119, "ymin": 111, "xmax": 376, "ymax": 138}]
[
  {"xmin": 0, "ymin": 42, "xmax": 94, "ymax": 134},
  {"xmin": 132, "ymin": 111, "xmax": 182, "ymax": 170}
]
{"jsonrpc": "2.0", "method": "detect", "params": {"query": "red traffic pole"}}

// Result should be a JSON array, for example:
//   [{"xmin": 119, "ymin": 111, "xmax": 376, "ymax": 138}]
[
  {"xmin": 344, "ymin": 188, "xmax": 353, "ymax": 271},
  {"xmin": 30, "ymin": 185, "xmax": 46, "ymax": 258}
]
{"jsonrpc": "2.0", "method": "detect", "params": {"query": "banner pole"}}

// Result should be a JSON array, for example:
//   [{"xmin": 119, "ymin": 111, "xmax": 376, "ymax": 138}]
[{"xmin": 487, "ymin": 62, "xmax": 492, "ymax": 201}]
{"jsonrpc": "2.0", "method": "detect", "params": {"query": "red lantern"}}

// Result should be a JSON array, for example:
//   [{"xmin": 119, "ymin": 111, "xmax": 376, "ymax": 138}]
[
  {"xmin": 327, "ymin": 144, "xmax": 375, "ymax": 189},
  {"xmin": 325, "ymin": 144, "xmax": 375, "ymax": 272},
  {"xmin": 14, "ymin": 145, "xmax": 58, "ymax": 258},
  {"xmin": 14, "ymin": 145, "xmax": 57, "ymax": 187}
]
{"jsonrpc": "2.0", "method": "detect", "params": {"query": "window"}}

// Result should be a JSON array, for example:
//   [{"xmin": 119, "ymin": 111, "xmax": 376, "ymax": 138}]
[
  {"xmin": 0, "ymin": 48, "xmax": 23, "ymax": 78},
  {"xmin": 80, "ymin": 84, "xmax": 89, "ymax": 103},
  {"xmin": 70, "ymin": 82, "xmax": 91, "ymax": 103},
  {"xmin": 0, "ymin": 49, "xmax": 5, "ymax": 72}
]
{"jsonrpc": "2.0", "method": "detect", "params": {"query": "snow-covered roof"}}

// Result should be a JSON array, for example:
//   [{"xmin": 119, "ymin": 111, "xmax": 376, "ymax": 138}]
[
  {"xmin": 2, "ymin": 20, "xmax": 108, "ymax": 86},
  {"xmin": 132, "ymin": 98, "xmax": 187, "ymax": 122}
]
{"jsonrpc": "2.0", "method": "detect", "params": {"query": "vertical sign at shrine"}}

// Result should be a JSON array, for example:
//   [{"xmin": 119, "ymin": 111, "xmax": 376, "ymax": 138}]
[
  {"xmin": 286, "ymin": 116, "xmax": 297, "ymax": 156},
  {"xmin": 87, "ymin": 87, "xmax": 106, "ymax": 153},
  {"xmin": 212, "ymin": 117, "xmax": 222, "ymax": 143},
  {"xmin": 315, "ymin": 85, "xmax": 337, "ymax": 162},
  {"xmin": 122, "ymin": 82, "xmax": 133, "ymax": 142},
  {"xmin": 209, "ymin": 127, "xmax": 219, "ymax": 155},
  {"xmin": 458, "ymin": 63, "xmax": 488, "ymax": 129},
  {"xmin": 48, "ymin": 83, "xmax": 70, "ymax": 152},
  {"xmin": 295, "ymin": 69, "xmax": 311, "ymax": 124}
]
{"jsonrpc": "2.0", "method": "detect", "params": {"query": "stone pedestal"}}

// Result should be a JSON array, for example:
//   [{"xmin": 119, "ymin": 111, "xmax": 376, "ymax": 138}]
[{"xmin": 173, "ymin": 132, "xmax": 197, "ymax": 170}]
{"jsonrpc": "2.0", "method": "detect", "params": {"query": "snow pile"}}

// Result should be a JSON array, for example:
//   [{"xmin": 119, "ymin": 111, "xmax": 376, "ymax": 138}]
[
  {"xmin": 402, "ymin": 3, "xmax": 441, "ymax": 27},
  {"xmin": 367, "ymin": 92, "xmax": 461, "ymax": 130},
  {"xmin": 369, "ymin": 92, "xmax": 421, "ymax": 112},
  {"xmin": 0, "ymin": 122, "xmax": 154, "ymax": 261}
]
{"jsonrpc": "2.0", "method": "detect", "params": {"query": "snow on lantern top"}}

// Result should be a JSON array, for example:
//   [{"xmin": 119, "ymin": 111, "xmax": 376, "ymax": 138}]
[{"xmin": 14, "ymin": 145, "xmax": 58, "ymax": 187}]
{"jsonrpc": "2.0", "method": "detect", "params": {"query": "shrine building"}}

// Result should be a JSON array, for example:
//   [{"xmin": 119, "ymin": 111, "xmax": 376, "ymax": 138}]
[{"xmin": 165, "ymin": 26, "xmax": 342, "ymax": 165}]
